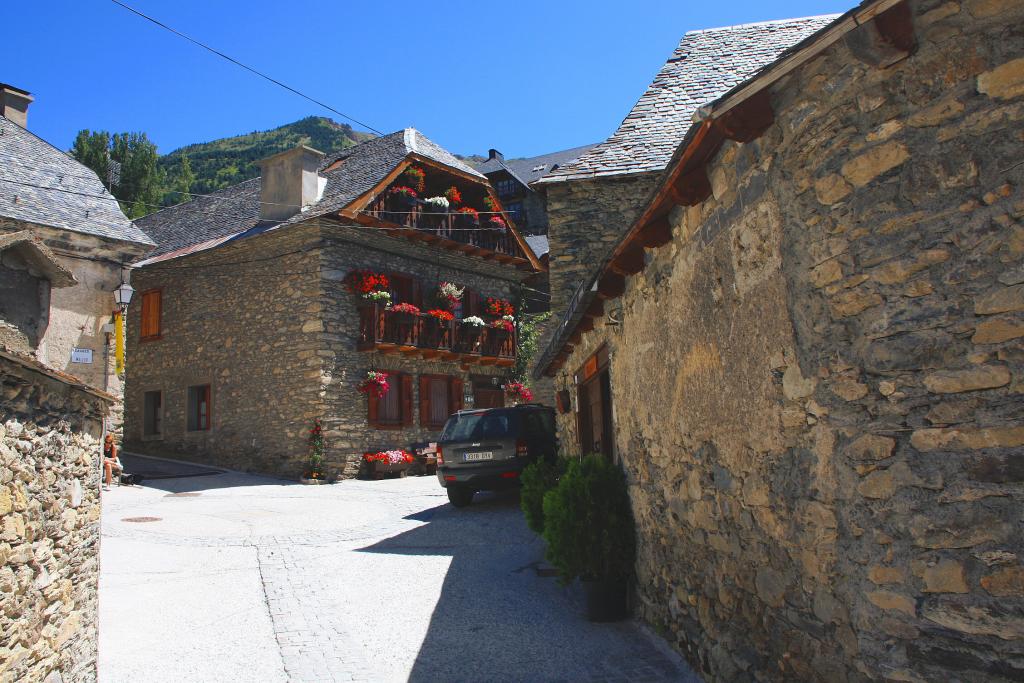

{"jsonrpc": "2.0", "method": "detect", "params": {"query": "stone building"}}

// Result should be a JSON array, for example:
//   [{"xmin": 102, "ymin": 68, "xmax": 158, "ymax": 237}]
[
  {"xmin": 0, "ymin": 84, "xmax": 156, "ymax": 401},
  {"xmin": 534, "ymin": 16, "xmax": 836, "ymax": 321},
  {"xmin": 125, "ymin": 130, "xmax": 542, "ymax": 479},
  {"xmin": 477, "ymin": 144, "xmax": 595, "ymax": 236},
  {"xmin": 536, "ymin": 0, "xmax": 1024, "ymax": 680}
]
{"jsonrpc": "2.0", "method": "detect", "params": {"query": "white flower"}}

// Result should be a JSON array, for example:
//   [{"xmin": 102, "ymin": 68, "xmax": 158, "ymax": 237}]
[
  {"xmin": 462, "ymin": 316, "xmax": 485, "ymax": 326},
  {"xmin": 502, "ymin": 315, "xmax": 515, "ymax": 322},
  {"xmin": 439, "ymin": 282, "xmax": 464, "ymax": 300},
  {"xmin": 425, "ymin": 196, "xmax": 450, "ymax": 209}
]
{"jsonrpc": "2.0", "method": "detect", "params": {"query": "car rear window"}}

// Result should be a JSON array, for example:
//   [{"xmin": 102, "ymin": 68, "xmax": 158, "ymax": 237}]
[{"xmin": 441, "ymin": 411, "xmax": 517, "ymax": 441}]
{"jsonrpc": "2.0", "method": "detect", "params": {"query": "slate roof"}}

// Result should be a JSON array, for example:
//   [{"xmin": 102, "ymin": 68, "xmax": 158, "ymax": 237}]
[
  {"xmin": 537, "ymin": 15, "xmax": 839, "ymax": 184},
  {"xmin": 524, "ymin": 234, "xmax": 550, "ymax": 259},
  {"xmin": 137, "ymin": 128, "xmax": 485, "ymax": 260},
  {"xmin": 0, "ymin": 116, "xmax": 154, "ymax": 246},
  {"xmin": 478, "ymin": 143, "xmax": 598, "ymax": 189}
]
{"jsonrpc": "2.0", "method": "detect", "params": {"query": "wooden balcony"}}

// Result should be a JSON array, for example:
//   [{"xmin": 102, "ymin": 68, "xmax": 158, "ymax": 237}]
[
  {"xmin": 357, "ymin": 304, "xmax": 516, "ymax": 367},
  {"xmin": 361, "ymin": 196, "xmax": 524, "ymax": 265}
]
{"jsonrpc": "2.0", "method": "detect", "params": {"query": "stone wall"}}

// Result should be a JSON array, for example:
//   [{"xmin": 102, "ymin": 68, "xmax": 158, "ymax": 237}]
[
  {"xmin": 125, "ymin": 220, "xmax": 525, "ymax": 480},
  {"xmin": 124, "ymin": 224, "xmax": 323, "ymax": 478},
  {"xmin": 551, "ymin": 1, "xmax": 1024, "ymax": 680},
  {"xmin": 1, "ymin": 354, "xmax": 109, "ymax": 683},
  {"xmin": 543, "ymin": 174, "xmax": 659, "ymax": 317}
]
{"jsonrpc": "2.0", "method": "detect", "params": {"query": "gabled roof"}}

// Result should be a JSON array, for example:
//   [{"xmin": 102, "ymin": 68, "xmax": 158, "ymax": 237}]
[
  {"xmin": 537, "ymin": 15, "xmax": 839, "ymax": 184},
  {"xmin": 0, "ymin": 117, "xmax": 154, "ymax": 246},
  {"xmin": 478, "ymin": 143, "xmax": 598, "ymax": 188},
  {"xmin": 136, "ymin": 128, "xmax": 506, "ymax": 263}
]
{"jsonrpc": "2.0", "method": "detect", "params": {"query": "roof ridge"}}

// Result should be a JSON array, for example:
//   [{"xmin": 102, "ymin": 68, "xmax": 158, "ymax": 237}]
[{"xmin": 682, "ymin": 13, "xmax": 841, "ymax": 36}]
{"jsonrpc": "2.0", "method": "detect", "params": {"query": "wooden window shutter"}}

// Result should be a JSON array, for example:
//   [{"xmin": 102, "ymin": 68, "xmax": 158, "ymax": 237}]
[
  {"xmin": 367, "ymin": 387, "xmax": 379, "ymax": 426},
  {"xmin": 141, "ymin": 290, "xmax": 161, "ymax": 339},
  {"xmin": 419, "ymin": 376, "xmax": 431, "ymax": 427},
  {"xmin": 450, "ymin": 378, "xmax": 464, "ymax": 414},
  {"xmin": 401, "ymin": 374, "xmax": 414, "ymax": 426},
  {"xmin": 412, "ymin": 278, "xmax": 423, "ymax": 309}
]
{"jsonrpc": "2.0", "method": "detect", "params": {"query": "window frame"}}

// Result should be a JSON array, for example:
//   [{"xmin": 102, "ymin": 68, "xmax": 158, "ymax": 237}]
[
  {"xmin": 419, "ymin": 374, "xmax": 464, "ymax": 431},
  {"xmin": 142, "ymin": 389, "xmax": 163, "ymax": 439},
  {"xmin": 139, "ymin": 288, "xmax": 162, "ymax": 341},
  {"xmin": 368, "ymin": 372, "xmax": 413, "ymax": 430},
  {"xmin": 186, "ymin": 383, "xmax": 212, "ymax": 432}
]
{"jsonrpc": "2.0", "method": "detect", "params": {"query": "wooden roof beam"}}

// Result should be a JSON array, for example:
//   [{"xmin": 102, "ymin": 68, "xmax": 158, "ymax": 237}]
[
  {"xmin": 635, "ymin": 216, "xmax": 673, "ymax": 249},
  {"xmin": 609, "ymin": 244, "xmax": 646, "ymax": 276},
  {"xmin": 713, "ymin": 89, "xmax": 774, "ymax": 143},
  {"xmin": 845, "ymin": 0, "xmax": 915, "ymax": 68},
  {"xmin": 668, "ymin": 167, "xmax": 712, "ymax": 208},
  {"xmin": 596, "ymin": 273, "xmax": 626, "ymax": 300}
]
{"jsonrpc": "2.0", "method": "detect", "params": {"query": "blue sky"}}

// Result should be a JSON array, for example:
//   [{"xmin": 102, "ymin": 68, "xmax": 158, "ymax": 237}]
[{"xmin": 9, "ymin": 0, "xmax": 851, "ymax": 159}]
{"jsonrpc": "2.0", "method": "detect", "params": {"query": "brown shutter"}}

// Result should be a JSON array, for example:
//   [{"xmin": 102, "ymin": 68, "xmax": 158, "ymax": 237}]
[
  {"xmin": 367, "ymin": 386, "xmax": 379, "ymax": 426},
  {"xmin": 450, "ymin": 377, "xmax": 464, "ymax": 414},
  {"xmin": 419, "ymin": 376, "xmax": 431, "ymax": 427},
  {"xmin": 401, "ymin": 374, "xmax": 414, "ymax": 426},
  {"xmin": 151, "ymin": 291, "xmax": 161, "ymax": 336},
  {"xmin": 412, "ymin": 278, "xmax": 423, "ymax": 309}
]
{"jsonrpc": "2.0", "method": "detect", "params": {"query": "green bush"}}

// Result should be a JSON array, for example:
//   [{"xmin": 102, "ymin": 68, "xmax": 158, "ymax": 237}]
[
  {"xmin": 542, "ymin": 455, "xmax": 636, "ymax": 584},
  {"xmin": 520, "ymin": 458, "xmax": 565, "ymax": 534}
]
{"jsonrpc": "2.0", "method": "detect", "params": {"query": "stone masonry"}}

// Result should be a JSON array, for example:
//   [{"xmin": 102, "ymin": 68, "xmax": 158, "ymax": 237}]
[
  {"xmin": 0, "ymin": 354, "xmax": 110, "ymax": 683},
  {"xmin": 551, "ymin": 1, "xmax": 1024, "ymax": 680},
  {"xmin": 125, "ymin": 219, "xmax": 521, "ymax": 480}
]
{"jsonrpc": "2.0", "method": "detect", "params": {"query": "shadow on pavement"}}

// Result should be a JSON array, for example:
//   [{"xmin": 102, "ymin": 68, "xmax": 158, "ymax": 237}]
[
  {"xmin": 120, "ymin": 452, "xmax": 294, "ymax": 494},
  {"xmin": 357, "ymin": 490, "xmax": 692, "ymax": 683}
]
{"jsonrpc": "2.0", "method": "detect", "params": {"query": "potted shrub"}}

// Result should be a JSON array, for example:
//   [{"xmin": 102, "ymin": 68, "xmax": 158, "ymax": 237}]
[
  {"xmin": 437, "ymin": 281, "xmax": 464, "ymax": 309},
  {"xmin": 424, "ymin": 196, "xmax": 449, "ymax": 214},
  {"xmin": 488, "ymin": 215, "xmax": 507, "ymax": 231},
  {"xmin": 543, "ymin": 455, "xmax": 636, "ymax": 621},
  {"xmin": 345, "ymin": 270, "xmax": 390, "ymax": 307},
  {"xmin": 390, "ymin": 302, "xmax": 421, "ymax": 322},
  {"xmin": 458, "ymin": 315, "xmax": 485, "ymax": 353},
  {"xmin": 520, "ymin": 457, "xmax": 565, "ymax": 534},
  {"xmin": 485, "ymin": 297, "xmax": 515, "ymax": 318},
  {"xmin": 362, "ymin": 449, "xmax": 415, "ymax": 479},
  {"xmin": 424, "ymin": 308, "xmax": 454, "ymax": 346},
  {"xmin": 389, "ymin": 303, "xmax": 421, "ymax": 344},
  {"xmin": 300, "ymin": 418, "xmax": 328, "ymax": 484}
]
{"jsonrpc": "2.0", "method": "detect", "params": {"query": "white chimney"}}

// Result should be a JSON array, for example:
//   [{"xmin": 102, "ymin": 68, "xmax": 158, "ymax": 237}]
[
  {"xmin": 256, "ymin": 145, "xmax": 325, "ymax": 221},
  {"xmin": 0, "ymin": 84, "xmax": 33, "ymax": 128}
]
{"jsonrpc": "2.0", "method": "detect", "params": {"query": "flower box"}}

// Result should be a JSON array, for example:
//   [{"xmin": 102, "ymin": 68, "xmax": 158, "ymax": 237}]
[{"xmin": 368, "ymin": 460, "xmax": 411, "ymax": 479}]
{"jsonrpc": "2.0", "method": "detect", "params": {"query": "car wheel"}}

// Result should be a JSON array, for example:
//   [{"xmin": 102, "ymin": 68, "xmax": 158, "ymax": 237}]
[{"xmin": 447, "ymin": 485, "xmax": 473, "ymax": 508}]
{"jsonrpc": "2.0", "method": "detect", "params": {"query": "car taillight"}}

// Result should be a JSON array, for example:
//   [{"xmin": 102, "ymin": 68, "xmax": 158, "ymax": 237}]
[
  {"xmin": 501, "ymin": 471, "xmax": 519, "ymax": 479},
  {"xmin": 436, "ymin": 445, "xmax": 443, "ymax": 464},
  {"xmin": 516, "ymin": 439, "xmax": 528, "ymax": 457}
]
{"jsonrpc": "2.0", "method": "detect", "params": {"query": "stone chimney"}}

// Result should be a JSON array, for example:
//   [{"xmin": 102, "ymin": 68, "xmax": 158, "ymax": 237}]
[
  {"xmin": 488, "ymin": 148, "xmax": 504, "ymax": 161},
  {"xmin": 256, "ymin": 145, "xmax": 326, "ymax": 222},
  {"xmin": 0, "ymin": 84, "xmax": 33, "ymax": 128}
]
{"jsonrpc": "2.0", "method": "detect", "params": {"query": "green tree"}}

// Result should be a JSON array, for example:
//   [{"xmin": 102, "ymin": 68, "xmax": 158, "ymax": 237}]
[
  {"xmin": 71, "ymin": 130, "xmax": 112, "ymax": 189},
  {"xmin": 513, "ymin": 311, "xmax": 550, "ymax": 385},
  {"xmin": 175, "ymin": 155, "xmax": 195, "ymax": 202}
]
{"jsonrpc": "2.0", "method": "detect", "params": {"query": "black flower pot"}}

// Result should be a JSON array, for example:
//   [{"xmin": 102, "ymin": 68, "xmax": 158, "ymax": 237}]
[{"xmin": 583, "ymin": 578, "xmax": 628, "ymax": 622}]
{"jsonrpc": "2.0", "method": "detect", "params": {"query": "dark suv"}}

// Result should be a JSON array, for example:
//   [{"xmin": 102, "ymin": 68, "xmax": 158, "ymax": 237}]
[{"xmin": 436, "ymin": 405, "xmax": 557, "ymax": 507}]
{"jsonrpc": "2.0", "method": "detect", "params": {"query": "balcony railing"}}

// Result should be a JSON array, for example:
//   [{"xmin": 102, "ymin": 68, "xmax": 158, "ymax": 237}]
[
  {"xmin": 364, "ymin": 196, "xmax": 520, "ymax": 258},
  {"xmin": 357, "ymin": 304, "xmax": 516, "ymax": 366}
]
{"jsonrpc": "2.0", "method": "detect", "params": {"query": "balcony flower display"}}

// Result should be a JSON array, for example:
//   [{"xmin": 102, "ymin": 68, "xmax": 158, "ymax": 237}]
[
  {"xmin": 483, "ymin": 195, "xmax": 498, "ymax": 211},
  {"xmin": 428, "ymin": 309, "xmax": 455, "ymax": 322},
  {"xmin": 388, "ymin": 185, "xmax": 418, "ymax": 208},
  {"xmin": 455, "ymin": 206, "xmax": 479, "ymax": 227},
  {"xmin": 424, "ymin": 196, "xmax": 450, "ymax": 213},
  {"xmin": 504, "ymin": 382, "xmax": 533, "ymax": 404},
  {"xmin": 402, "ymin": 165, "xmax": 426, "ymax": 193},
  {"xmin": 462, "ymin": 316, "xmax": 485, "ymax": 327},
  {"xmin": 362, "ymin": 449, "xmax": 415, "ymax": 465},
  {"xmin": 364, "ymin": 290, "xmax": 392, "ymax": 306},
  {"xmin": 444, "ymin": 186, "xmax": 462, "ymax": 206},
  {"xmin": 488, "ymin": 215, "xmax": 507, "ymax": 231},
  {"xmin": 438, "ymin": 281, "xmax": 464, "ymax": 307},
  {"xmin": 390, "ymin": 302, "xmax": 421, "ymax": 317},
  {"xmin": 346, "ymin": 270, "xmax": 390, "ymax": 298},
  {"xmin": 485, "ymin": 297, "xmax": 515, "ymax": 318},
  {"xmin": 358, "ymin": 371, "xmax": 390, "ymax": 399},
  {"xmin": 490, "ymin": 318, "xmax": 514, "ymax": 333}
]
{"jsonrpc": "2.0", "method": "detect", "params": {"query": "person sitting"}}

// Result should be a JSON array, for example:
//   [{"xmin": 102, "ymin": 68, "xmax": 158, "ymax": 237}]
[{"xmin": 103, "ymin": 434, "xmax": 123, "ymax": 490}]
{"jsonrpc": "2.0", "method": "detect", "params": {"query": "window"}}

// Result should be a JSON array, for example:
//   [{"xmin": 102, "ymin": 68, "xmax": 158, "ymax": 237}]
[
  {"xmin": 140, "ymin": 289, "xmax": 162, "ymax": 340},
  {"xmin": 368, "ymin": 372, "xmax": 412, "ymax": 429},
  {"xmin": 388, "ymin": 273, "xmax": 420, "ymax": 307},
  {"xmin": 496, "ymin": 179, "xmax": 517, "ymax": 198},
  {"xmin": 187, "ymin": 384, "xmax": 211, "ymax": 431},
  {"xmin": 457, "ymin": 288, "xmax": 481, "ymax": 319},
  {"xmin": 419, "ymin": 376, "xmax": 463, "ymax": 430},
  {"xmin": 143, "ymin": 391, "xmax": 162, "ymax": 437}
]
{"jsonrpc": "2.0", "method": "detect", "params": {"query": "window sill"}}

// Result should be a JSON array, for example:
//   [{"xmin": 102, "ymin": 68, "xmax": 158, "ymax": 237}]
[{"xmin": 140, "ymin": 334, "xmax": 163, "ymax": 343}]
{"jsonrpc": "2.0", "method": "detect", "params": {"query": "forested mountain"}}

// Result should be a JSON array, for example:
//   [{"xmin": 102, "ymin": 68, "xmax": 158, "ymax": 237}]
[{"xmin": 158, "ymin": 116, "xmax": 373, "ymax": 200}]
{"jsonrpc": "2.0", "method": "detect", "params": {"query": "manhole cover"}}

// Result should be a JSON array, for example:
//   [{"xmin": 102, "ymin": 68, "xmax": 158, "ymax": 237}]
[
  {"xmin": 122, "ymin": 517, "xmax": 161, "ymax": 523},
  {"xmin": 165, "ymin": 492, "xmax": 201, "ymax": 497}
]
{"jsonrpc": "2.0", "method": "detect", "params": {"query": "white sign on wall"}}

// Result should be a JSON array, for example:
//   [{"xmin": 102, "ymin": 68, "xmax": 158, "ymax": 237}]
[{"xmin": 70, "ymin": 348, "xmax": 93, "ymax": 364}]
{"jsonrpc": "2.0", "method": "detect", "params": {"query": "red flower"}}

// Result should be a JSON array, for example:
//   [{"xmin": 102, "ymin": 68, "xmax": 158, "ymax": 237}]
[
  {"xmin": 402, "ymin": 166, "xmax": 426, "ymax": 193},
  {"xmin": 391, "ymin": 303, "xmax": 421, "ymax": 316},
  {"xmin": 389, "ymin": 185, "xmax": 419, "ymax": 199},
  {"xmin": 345, "ymin": 270, "xmax": 390, "ymax": 296},
  {"xmin": 428, "ymin": 309, "xmax": 454, "ymax": 322},
  {"xmin": 485, "ymin": 297, "xmax": 515, "ymax": 317},
  {"xmin": 444, "ymin": 186, "xmax": 462, "ymax": 206}
]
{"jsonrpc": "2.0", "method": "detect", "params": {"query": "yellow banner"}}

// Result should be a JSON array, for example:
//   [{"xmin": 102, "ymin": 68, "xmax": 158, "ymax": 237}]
[{"xmin": 114, "ymin": 312, "xmax": 125, "ymax": 375}]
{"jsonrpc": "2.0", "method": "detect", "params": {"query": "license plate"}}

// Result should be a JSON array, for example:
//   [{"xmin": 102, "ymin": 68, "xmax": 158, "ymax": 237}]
[{"xmin": 464, "ymin": 451, "xmax": 493, "ymax": 461}]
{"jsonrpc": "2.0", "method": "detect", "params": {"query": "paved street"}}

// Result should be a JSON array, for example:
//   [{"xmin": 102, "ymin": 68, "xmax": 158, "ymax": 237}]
[{"xmin": 99, "ymin": 458, "xmax": 700, "ymax": 683}]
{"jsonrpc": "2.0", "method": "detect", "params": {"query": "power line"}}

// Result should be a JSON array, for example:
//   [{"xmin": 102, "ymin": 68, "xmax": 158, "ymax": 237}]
[{"xmin": 109, "ymin": 0, "xmax": 385, "ymax": 136}]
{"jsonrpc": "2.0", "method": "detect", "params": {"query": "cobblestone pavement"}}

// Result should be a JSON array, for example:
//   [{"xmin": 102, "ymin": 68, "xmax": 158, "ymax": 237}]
[{"xmin": 99, "ymin": 459, "xmax": 701, "ymax": 683}]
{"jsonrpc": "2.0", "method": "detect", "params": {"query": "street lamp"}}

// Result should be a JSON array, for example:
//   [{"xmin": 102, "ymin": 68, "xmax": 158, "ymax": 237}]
[{"xmin": 113, "ymin": 281, "xmax": 134, "ymax": 312}]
